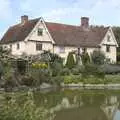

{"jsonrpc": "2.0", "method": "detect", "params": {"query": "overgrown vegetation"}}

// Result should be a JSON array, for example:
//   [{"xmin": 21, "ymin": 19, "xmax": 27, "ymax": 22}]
[
  {"xmin": 0, "ymin": 91, "xmax": 55, "ymax": 120},
  {"xmin": 0, "ymin": 45, "xmax": 120, "ymax": 90}
]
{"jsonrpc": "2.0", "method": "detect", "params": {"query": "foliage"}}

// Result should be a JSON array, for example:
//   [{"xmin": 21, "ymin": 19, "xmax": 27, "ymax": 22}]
[
  {"xmin": 50, "ymin": 62, "xmax": 63, "ymax": 77},
  {"xmin": 64, "ymin": 75, "xmax": 82, "ymax": 84},
  {"xmin": 16, "ymin": 59, "xmax": 27, "ymax": 75},
  {"xmin": 41, "ymin": 51, "xmax": 63, "ymax": 63},
  {"xmin": 66, "ymin": 52, "xmax": 76, "ymax": 69},
  {"xmin": 81, "ymin": 52, "xmax": 90, "ymax": 65},
  {"xmin": 32, "ymin": 62, "xmax": 48, "ymax": 69},
  {"xmin": 112, "ymin": 27, "xmax": 120, "ymax": 62},
  {"xmin": 60, "ymin": 68, "xmax": 70, "ymax": 76},
  {"xmin": 81, "ymin": 64, "xmax": 105, "ymax": 79},
  {"xmin": 51, "ymin": 76, "xmax": 64, "ymax": 86},
  {"xmin": 91, "ymin": 50, "xmax": 106, "ymax": 65},
  {"xmin": 0, "ymin": 91, "xmax": 55, "ymax": 120},
  {"xmin": 21, "ymin": 75, "xmax": 34, "ymax": 86},
  {"xmin": 71, "ymin": 67, "xmax": 80, "ymax": 75},
  {"xmin": 83, "ymin": 77, "xmax": 105, "ymax": 84},
  {"xmin": 30, "ymin": 67, "xmax": 51, "ymax": 86},
  {"xmin": 102, "ymin": 64, "xmax": 120, "ymax": 74}
]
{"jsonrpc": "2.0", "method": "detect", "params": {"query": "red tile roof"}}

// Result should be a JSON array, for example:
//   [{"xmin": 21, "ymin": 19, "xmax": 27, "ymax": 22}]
[
  {"xmin": 1, "ymin": 18, "xmax": 40, "ymax": 44},
  {"xmin": 45, "ymin": 22, "xmax": 109, "ymax": 47},
  {"xmin": 1, "ymin": 18, "xmax": 109, "ymax": 47}
]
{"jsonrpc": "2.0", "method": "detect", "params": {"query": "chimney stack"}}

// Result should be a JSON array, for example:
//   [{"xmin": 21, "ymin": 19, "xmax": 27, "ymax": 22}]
[
  {"xmin": 21, "ymin": 15, "xmax": 28, "ymax": 24},
  {"xmin": 81, "ymin": 17, "xmax": 89, "ymax": 29}
]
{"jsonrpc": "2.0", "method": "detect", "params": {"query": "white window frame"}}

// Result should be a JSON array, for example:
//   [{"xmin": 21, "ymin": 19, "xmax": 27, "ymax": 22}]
[{"xmin": 36, "ymin": 43, "xmax": 42, "ymax": 51}]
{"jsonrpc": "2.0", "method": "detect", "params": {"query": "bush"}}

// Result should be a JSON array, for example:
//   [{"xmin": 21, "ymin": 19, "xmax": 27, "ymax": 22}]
[
  {"xmin": 41, "ymin": 51, "xmax": 63, "ymax": 63},
  {"xmin": 91, "ymin": 50, "xmax": 105, "ymax": 65},
  {"xmin": 64, "ymin": 75, "xmax": 82, "ymax": 84},
  {"xmin": 66, "ymin": 52, "xmax": 76, "ymax": 69},
  {"xmin": 83, "ymin": 77, "xmax": 105, "ymax": 84},
  {"xmin": 81, "ymin": 52, "xmax": 90, "ymax": 65},
  {"xmin": 30, "ymin": 68, "xmax": 51, "ymax": 86},
  {"xmin": 50, "ymin": 62, "xmax": 63, "ymax": 77},
  {"xmin": 21, "ymin": 75, "xmax": 34, "ymax": 86},
  {"xmin": 16, "ymin": 59, "xmax": 27, "ymax": 75},
  {"xmin": 81, "ymin": 64, "xmax": 105, "ymax": 79},
  {"xmin": 71, "ymin": 67, "xmax": 80, "ymax": 75},
  {"xmin": 51, "ymin": 76, "xmax": 64, "ymax": 86},
  {"xmin": 60, "ymin": 68, "xmax": 70, "ymax": 76},
  {"xmin": 102, "ymin": 64, "xmax": 120, "ymax": 74}
]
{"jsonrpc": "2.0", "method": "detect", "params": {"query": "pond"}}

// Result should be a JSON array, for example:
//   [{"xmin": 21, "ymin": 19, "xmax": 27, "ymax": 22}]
[{"xmin": 0, "ymin": 88, "xmax": 120, "ymax": 120}]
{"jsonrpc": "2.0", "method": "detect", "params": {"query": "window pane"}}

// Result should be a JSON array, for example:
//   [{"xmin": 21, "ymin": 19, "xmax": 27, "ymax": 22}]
[
  {"xmin": 17, "ymin": 43, "xmax": 20, "ymax": 50},
  {"xmin": 106, "ymin": 45, "xmax": 110, "ymax": 52},
  {"xmin": 59, "ymin": 46, "xmax": 65, "ymax": 53},
  {"xmin": 36, "ymin": 43, "xmax": 42, "ymax": 51},
  {"xmin": 107, "ymin": 35, "xmax": 110, "ymax": 42},
  {"xmin": 38, "ymin": 28, "xmax": 43, "ymax": 36}
]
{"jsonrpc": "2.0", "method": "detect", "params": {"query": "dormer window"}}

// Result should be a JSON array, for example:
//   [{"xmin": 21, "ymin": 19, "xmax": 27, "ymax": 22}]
[
  {"xmin": 107, "ymin": 35, "xmax": 110, "ymax": 42},
  {"xmin": 38, "ymin": 28, "xmax": 43, "ymax": 36}
]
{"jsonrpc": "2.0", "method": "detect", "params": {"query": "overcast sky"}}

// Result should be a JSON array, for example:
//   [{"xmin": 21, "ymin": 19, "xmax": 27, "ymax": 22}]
[{"xmin": 1, "ymin": 0, "xmax": 120, "ymax": 39}]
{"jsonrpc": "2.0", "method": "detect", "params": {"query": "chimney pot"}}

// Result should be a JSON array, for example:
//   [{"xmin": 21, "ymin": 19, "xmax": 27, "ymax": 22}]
[
  {"xmin": 21, "ymin": 15, "xmax": 28, "ymax": 24},
  {"xmin": 81, "ymin": 17, "xmax": 89, "ymax": 29}
]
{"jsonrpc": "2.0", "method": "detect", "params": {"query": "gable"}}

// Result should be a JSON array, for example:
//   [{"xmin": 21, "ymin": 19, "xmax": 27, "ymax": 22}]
[
  {"xmin": 25, "ymin": 18, "xmax": 55, "ymax": 44},
  {"xmin": 1, "ymin": 18, "xmax": 40, "ymax": 44},
  {"xmin": 100, "ymin": 27, "xmax": 118, "ymax": 47}
]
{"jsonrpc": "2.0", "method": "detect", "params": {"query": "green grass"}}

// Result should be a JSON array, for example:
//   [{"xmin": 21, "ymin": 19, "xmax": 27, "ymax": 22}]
[{"xmin": 63, "ymin": 74, "xmax": 120, "ymax": 84}]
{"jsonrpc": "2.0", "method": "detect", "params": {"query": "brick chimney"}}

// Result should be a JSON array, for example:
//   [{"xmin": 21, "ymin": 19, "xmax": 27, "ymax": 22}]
[
  {"xmin": 81, "ymin": 17, "xmax": 89, "ymax": 29},
  {"xmin": 21, "ymin": 15, "xmax": 28, "ymax": 24}
]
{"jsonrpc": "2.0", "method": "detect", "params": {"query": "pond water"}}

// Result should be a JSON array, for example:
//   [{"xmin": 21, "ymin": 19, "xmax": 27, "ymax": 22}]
[
  {"xmin": 1, "ymin": 88, "xmax": 120, "ymax": 120},
  {"xmin": 34, "ymin": 89, "xmax": 120, "ymax": 120}
]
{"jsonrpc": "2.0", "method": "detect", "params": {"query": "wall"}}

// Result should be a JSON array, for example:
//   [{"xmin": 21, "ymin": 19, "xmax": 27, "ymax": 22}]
[
  {"xmin": 100, "ymin": 28, "xmax": 117, "ymax": 63},
  {"xmin": 25, "ymin": 41, "xmax": 53, "ymax": 55},
  {"xmin": 3, "ymin": 41, "xmax": 26, "ymax": 56}
]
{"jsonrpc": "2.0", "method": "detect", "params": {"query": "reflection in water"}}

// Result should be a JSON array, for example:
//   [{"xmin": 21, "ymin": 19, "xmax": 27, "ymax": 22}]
[{"xmin": 34, "ymin": 90, "xmax": 120, "ymax": 120}]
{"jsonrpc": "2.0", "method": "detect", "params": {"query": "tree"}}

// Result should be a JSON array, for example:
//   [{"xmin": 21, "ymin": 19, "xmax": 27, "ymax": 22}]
[
  {"xmin": 91, "ymin": 50, "xmax": 105, "ymax": 65},
  {"xmin": 112, "ymin": 27, "xmax": 120, "ymax": 62},
  {"xmin": 66, "ymin": 52, "xmax": 76, "ymax": 69},
  {"xmin": 81, "ymin": 52, "xmax": 90, "ymax": 65}
]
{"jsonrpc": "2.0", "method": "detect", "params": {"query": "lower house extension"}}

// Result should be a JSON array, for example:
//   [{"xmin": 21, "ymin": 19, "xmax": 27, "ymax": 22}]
[{"xmin": 0, "ymin": 15, "xmax": 118, "ymax": 63}]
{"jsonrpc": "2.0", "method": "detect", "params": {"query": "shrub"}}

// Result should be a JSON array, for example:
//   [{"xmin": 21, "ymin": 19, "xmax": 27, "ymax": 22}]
[
  {"xmin": 81, "ymin": 64, "xmax": 105, "ymax": 79},
  {"xmin": 66, "ymin": 52, "xmax": 76, "ymax": 69},
  {"xmin": 83, "ymin": 77, "xmax": 105, "ymax": 84},
  {"xmin": 32, "ymin": 62, "xmax": 48, "ymax": 69},
  {"xmin": 102, "ymin": 64, "xmax": 120, "ymax": 74},
  {"xmin": 81, "ymin": 52, "xmax": 90, "ymax": 65},
  {"xmin": 16, "ymin": 59, "xmax": 27, "ymax": 75},
  {"xmin": 64, "ymin": 75, "xmax": 82, "ymax": 84},
  {"xmin": 41, "ymin": 51, "xmax": 63, "ymax": 63},
  {"xmin": 91, "ymin": 50, "xmax": 105, "ymax": 65},
  {"xmin": 30, "ymin": 68, "xmax": 51, "ymax": 86},
  {"xmin": 21, "ymin": 75, "xmax": 34, "ymax": 86},
  {"xmin": 50, "ymin": 62, "xmax": 63, "ymax": 77},
  {"xmin": 60, "ymin": 68, "xmax": 70, "ymax": 76},
  {"xmin": 64, "ymin": 76, "xmax": 73, "ymax": 84},
  {"xmin": 71, "ymin": 67, "xmax": 80, "ymax": 75},
  {"xmin": 51, "ymin": 76, "xmax": 64, "ymax": 86}
]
